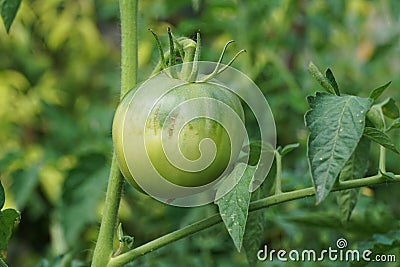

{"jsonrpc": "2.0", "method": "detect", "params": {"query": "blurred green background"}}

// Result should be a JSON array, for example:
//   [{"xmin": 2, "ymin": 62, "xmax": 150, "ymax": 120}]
[{"xmin": 0, "ymin": 0, "xmax": 399, "ymax": 266}]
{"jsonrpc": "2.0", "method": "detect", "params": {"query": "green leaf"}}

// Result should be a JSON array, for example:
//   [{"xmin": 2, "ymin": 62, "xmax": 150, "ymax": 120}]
[
  {"xmin": 243, "ymin": 188, "xmax": 264, "ymax": 267},
  {"xmin": 336, "ymin": 137, "xmax": 370, "ymax": 224},
  {"xmin": 59, "ymin": 154, "xmax": 109, "ymax": 246},
  {"xmin": 0, "ymin": 180, "xmax": 4, "ymax": 210},
  {"xmin": 325, "ymin": 68, "xmax": 340, "ymax": 96},
  {"xmin": 308, "ymin": 62, "xmax": 336, "ymax": 95},
  {"xmin": 351, "ymin": 229, "xmax": 400, "ymax": 267},
  {"xmin": 387, "ymin": 118, "xmax": 400, "ymax": 132},
  {"xmin": 0, "ymin": 0, "xmax": 21, "ymax": 33},
  {"xmin": 368, "ymin": 81, "xmax": 392, "ymax": 100},
  {"xmin": 363, "ymin": 127, "xmax": 399, "ymax": 154},
  {"xmin": 279, "ymin": 143, "xmax": 300, "ymax": 157},
  {"xmin": 381, "ymin": 97, "xmax": 399, "ymax": 119},
  {"xmin": 215, "ymin": 163, "xmax": 255, "ymax": 252},
  {"xmin": 0, "ymin": 208, "xmax": 20, "ymax": 260},
  {"xmin": 305, "ymin": 92, "xmax": 373, "ymax": 204},
  {"xmin": 366, "ymin": 105, "xmax": 384, "ymax": 130},
  {"xmin": 380, "ymin": 170, "xmax": 396, "ymax": 180},
  {"xmin": 10, "ymin": 163, "xmax": 41, "ymax": 209}
]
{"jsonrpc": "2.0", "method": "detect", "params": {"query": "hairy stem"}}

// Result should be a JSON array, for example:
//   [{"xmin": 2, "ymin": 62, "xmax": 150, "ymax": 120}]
[
  {"xmin": 379, "ymin": 146, "xmax": 386, "ymax": 173},
  {"xmin": 108, "ymin": 174, "xmax": 400, "ymax": 266},
  {"xmin": 91, "ymin": 1, "xmax": 138, "ymax": 266},
  {"xmin": 274, "ymin": 151, "xmax": 282, "ymax": 194}
]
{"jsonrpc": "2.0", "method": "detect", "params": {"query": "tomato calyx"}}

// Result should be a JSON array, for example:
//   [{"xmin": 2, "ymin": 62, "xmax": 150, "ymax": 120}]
[{"xmin": 149, "ymin": 28, "xmax": 246, "ymax": 82}]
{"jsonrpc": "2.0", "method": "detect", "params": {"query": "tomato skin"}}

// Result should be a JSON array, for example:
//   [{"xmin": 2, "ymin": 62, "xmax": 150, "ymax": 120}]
[{"xmin": 112, "ymin": 81, "xmax": 245, "ymax": 191}]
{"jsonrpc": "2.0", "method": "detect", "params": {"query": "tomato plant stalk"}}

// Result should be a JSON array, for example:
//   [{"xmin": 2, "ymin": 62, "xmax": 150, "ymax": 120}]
[{"xmin": 91, "ymin": 0, "xmax": 138, "ymax": 266}]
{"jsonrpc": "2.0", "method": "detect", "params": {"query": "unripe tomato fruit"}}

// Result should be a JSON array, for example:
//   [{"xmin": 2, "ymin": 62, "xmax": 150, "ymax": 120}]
[{"xmin": 112, "ymin": 81, "xmax": 245, "ymax": 191}]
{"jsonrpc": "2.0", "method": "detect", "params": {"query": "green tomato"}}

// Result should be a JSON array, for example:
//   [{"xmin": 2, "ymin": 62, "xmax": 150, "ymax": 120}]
[{"xmin": 112, "ymin": 81, "xmax": 245, "ymax": 192}]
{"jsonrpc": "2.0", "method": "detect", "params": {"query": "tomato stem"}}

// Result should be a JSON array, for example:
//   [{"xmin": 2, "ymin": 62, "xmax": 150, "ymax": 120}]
[
  {"xmin": 108, "ymin": 173, "xmax": 400, "ymax": 266},
  {"xmin": 91, "ymin": 0, "xmax": 138, "ymax": 266}
]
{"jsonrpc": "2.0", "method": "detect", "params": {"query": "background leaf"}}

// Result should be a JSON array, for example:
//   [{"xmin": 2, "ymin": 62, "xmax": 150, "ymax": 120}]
[
  {"xmin": 363, "ymin": 127, "xmax": 399, "ymax": 154},
  {"xmin": 0, "ymin": 180, "xmax": 4, "ymax": 210},
  {"xmin": 215, "ymin": 163, "xmax": 255, "ymax": 252},
  {"xmin": 242, "ymin": 188, "xmax": 264, "ymax": 267},
  {"xmin": 0, "ymin": 208, "xmax": 20, "ymax": 260},
  {"xmin": 305, "ymin": 92, "xmax": 373, "ymax": 204},
  {"xmin": 381, "ymin": 97, "xmax": 399, "ymax": 119},
  {"xmin": 58, "ymin": 153, "xmax": 108, "ymax": 247},
  {"xmin": 336, "ymin": 137, "xmax": 370, "ymax": 224},
  {"xmin": 0, "ymin": 0, "xmax": 21, "ymax": 32}
]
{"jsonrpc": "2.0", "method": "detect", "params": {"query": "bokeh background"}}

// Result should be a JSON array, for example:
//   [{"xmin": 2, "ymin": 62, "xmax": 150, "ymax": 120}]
[{"xmin": 0, "ymin": 0, "xmax": 399, "ymax": 266}]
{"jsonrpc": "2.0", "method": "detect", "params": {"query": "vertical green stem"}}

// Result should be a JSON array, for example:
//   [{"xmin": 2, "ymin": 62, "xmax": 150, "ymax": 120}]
[
  {"xmin": 91, "ymin": 1, "xmax": 138, "ymax": 266},
  {"xmin": 379, "ymin": 146, "xmax": 386, "ymax": 173},
  {"xmin": 274, "ymin": 151, "xmax": 282, "ymax": 194}
]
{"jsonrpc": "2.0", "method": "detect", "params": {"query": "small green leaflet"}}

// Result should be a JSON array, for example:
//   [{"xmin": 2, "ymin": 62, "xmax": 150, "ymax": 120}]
[
  {"xmin": 368, "ymin": 81, "xmax": 392, "ymax": 100},
  {"xmin": 308, "ymin": 62, "xmax": 336, "ymax": 95},
  {"xmin": 279, "ymin": 143, "xmax": 300, "ymax": 157},
  {"xmin": 363, "ymin": 127, "xmax": 399, "ymax": 154},
  {"xmin": 387, "ymin": 118, "xmax": 400, "ymax": 132},
  {"xmin": 0, "ymin": 0, "xmax": 21, "ymax": 33},
  {"xmin": 305, "ymin": 92, "xmax": 373, "ymax": 204},
  {"xmin": 381, "ymin": 97, "xmax": 399, "ymax": 119},
  {"xmin": 215, "ymin": 163, "xmax": 255, "ymax": 252},
  {"xmin": 336, "ymin": 137, "xmax": 370, "ymax": 224},
  {"xmin": 325, "ymin": 68, "xmax": 340, "ymax": 96}
]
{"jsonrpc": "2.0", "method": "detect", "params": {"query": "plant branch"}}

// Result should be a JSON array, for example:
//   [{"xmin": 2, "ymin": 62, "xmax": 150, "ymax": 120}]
[
  {"xmin": 91, "ymin": 1, "xmax": 138, "ymax": 266},
  {"xmin": 108, "ymin": 173, "xmax": 400, "ymax": 266}
]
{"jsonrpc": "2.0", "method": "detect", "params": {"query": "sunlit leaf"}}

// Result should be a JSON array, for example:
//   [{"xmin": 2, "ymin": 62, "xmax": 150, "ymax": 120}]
[
  {"xmin": 0, "ymin": 208, "xmax": 20, "ymax": 260},
  {"xmin": 0, "ymin": 0, "xmax": 21, "ymax": 33}
]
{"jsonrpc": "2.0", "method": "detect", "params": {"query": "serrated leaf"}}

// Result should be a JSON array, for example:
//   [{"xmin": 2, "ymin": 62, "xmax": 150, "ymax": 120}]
[
  {"xmin": 381, "ymin": 97, "xmax": 399, "ymax": 119},
  {"xmin": 336, "ymin": 137, "xmax": 370, "ymax": 224},
  {"xmin": 305, "ymin": 92, "xmax": 373, "ymax": 204},
  {"xmin": 325, "ymin": 68, "xmax": 340, "ymax": 96},
  {"xmin": 243, "ymin": 188, "xmax": 264, "ymax": 267},
  {"xmin": 280, "ymin": 143, "xmax": 300, "ymax": 157},
  {"xmin": 59, "ymin": 154, "xmax": 108, "ymax": 246},
  {"xmin": 0, "ymin": 208, "xmax": 20, "ymax": 260},
  {"xmin": 363, "ymin": 127, "xmax": 399, "ymax": 154},
  {"xmin": 368, "ymin": 81, "xmax": 392, "ymax": 100},
  {"xmin": 0, "ymin": 0, "xmax": 21, "ymax": 33},
  {"xmin": 387, "ymin": 118, "xmax": 400, "ymax": 132},
  {"xmin": 0, "ymin": 180, "xmax": 4, "ymax": 210},
  {"xmin": 215, "ymin": 163, "xmax": 255, "ymax": 252},
  {"xmin": 308, "ymin": 62, "xmax": 336, "ymax": 94}
]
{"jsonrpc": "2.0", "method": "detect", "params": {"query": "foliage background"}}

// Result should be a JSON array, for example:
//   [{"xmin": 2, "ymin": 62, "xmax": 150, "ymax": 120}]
[{"xmin": 0, "ymin": 0, "xmax": 399, "ymax": 266}]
